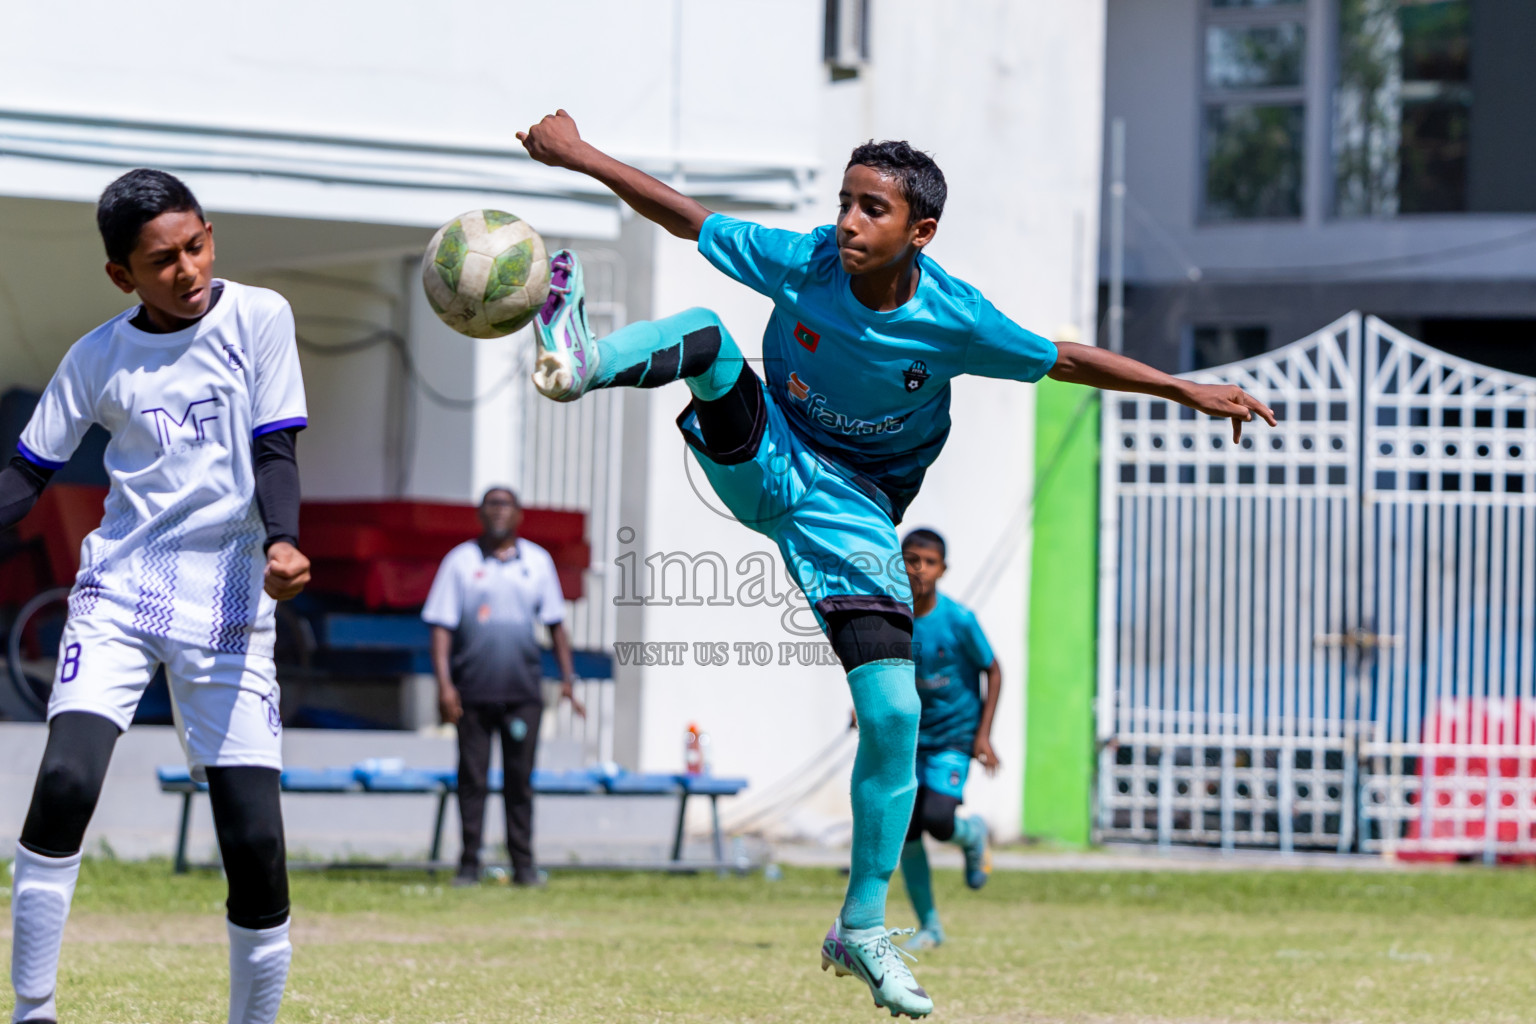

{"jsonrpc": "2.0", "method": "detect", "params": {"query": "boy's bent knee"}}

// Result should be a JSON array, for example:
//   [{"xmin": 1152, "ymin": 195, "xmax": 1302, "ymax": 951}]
[
  {"xmin": 33, "ymin": 759, "xmax": 100, "ymax": 813},
  {"xmin": 858, "ymin": 687, "xmax": 920, "ymax": 732},
  {"xmin": 848, "ymin": 664, "xmax": 919, "ymax": 748},
  {"xmin": 20, "ymin": 711, "xmax": 120, "ymax": 856}
]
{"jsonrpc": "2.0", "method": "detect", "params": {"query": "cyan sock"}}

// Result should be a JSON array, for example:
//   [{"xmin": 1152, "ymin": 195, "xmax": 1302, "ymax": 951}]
[
  {"xmin": 840, "ymin": 659, "xmax": 920, "ymax": 931},
  {"xmin": 592, "ymin": 307, "xmax": 742, "ymax": 400},
  {"xmin": 899, "ymin": 839, "xmax": 940, "ymax": 932},
  {"xmin": 949, "ymin": 814, "xmax": 982, "ymax": 850}
]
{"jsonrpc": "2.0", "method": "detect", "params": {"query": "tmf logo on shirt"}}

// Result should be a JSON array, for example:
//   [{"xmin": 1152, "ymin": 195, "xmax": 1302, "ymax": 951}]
[{"xmin": 141, "ymin": 395, "xmax": 221, "ymax": 448}]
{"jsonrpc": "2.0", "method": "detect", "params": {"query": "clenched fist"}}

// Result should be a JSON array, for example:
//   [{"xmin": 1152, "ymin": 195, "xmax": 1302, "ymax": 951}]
[
  {"xmin": 264, "ymin": 541, "xmax": 311, "ymax": 601},
  {"xmin": 516, "ymin": 109, "xmax": 590, "ymax": 171}
]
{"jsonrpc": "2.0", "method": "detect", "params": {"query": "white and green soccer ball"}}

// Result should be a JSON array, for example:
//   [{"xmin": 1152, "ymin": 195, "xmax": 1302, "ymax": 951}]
[{"xmin": 421, "ymin": 210, "xmax": 550, "ymax": 338}]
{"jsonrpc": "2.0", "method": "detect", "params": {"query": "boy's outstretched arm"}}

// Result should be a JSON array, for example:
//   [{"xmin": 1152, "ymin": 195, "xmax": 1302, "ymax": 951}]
[
  {"xmin": 1048, "ymin": 341, "xmax": 1277, "ymax": 442},
  {"xmin": 518, "ymin": 110, "xmax": 711, "ymax": 241}
]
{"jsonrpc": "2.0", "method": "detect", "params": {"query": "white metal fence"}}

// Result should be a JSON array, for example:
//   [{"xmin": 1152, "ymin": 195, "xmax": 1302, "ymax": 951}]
[
  {"xmin": 516, "ymin": 245, "xmax": 626, "ymax": 658},
  {"xmin": 1097, "ymin": 314, "xmax": 1536, "ymax": 856}
]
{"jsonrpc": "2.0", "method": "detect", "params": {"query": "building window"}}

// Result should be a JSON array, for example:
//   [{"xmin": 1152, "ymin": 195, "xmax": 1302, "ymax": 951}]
[
  {"xmin": 1334, "ymin": 0, "xmax": 1471, "ymax": 216},
  {"xmin": 1192, "ymin": 324, "xmax": 1271, "ymax": 370},
  {"xmin": 1202, "ymin": 1, "xmax": 1307, "ymax": 221}
]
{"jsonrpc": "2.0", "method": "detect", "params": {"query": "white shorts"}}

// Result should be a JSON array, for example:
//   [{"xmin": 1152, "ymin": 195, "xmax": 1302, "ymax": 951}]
[{"xmin": 49, "ymin": 614, "xmax": 283, "ymax": 781}]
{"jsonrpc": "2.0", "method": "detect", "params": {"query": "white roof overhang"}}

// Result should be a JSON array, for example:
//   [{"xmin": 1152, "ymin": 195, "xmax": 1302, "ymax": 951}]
[{"xmin": 0, "ymin": 108, "xmax": 819, "ymax": 240}]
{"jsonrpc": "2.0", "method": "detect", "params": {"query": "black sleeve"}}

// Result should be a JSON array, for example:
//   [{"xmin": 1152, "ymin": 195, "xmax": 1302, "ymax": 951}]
[
  {"xmin": 252, "ymin": 428, "xmax": 301, "ymax": 552},
  {"xmin": 0, "ymin": 456, "xmax": 53, "ymax": 530}
]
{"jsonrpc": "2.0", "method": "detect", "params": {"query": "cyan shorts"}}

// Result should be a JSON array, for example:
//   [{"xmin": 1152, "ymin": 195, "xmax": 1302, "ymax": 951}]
[{"xmin": 677, "ymin": 376, "xmax": 912, "ymax": 631}]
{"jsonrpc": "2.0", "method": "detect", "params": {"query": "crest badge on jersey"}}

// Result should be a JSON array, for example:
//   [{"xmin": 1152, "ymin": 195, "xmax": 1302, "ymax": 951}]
[
  {"xmin": 793, "ymin": 322, "xmax": 820, "ymax": 352},
  {"xmin": 263, "ymin": 693, "xmax": 282, "ymax": 736},
  {"xmin": 903, "ymin": 360, "xmax": 930, "ymax": 392}
]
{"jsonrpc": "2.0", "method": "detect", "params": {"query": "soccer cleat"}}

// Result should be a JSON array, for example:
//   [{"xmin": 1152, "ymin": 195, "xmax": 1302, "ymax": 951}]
[
  {"xmin": 962, "ymin": 816, "xmax": 991, "ymax": 890},
  {"xmin": 531, "ymin": 249, "xmax": 600, "ymax": 402},
  {"xmin": 820, "ymin": 918, "xmax": 934, "ymax": 1019},
  {"xmin": 903, "ymin": 926, "xmax": 944, "ymax": 952}
]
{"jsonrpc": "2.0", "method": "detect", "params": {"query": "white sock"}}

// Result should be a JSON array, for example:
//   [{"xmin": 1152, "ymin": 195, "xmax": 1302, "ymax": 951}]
[
  {"xmin": 227, "ymin": 918, "xmax": 291, "ymax": 1024},
  {"xmin": 10, "ymin": 844, "xmax": 82, "ymax": 1024}
]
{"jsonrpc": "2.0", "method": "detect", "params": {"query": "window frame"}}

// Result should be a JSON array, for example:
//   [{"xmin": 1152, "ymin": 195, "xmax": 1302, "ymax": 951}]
[
  {"xmin": 1329, "ymin": 0, "xmax": 1475, "ymax": 220},
  {"xmin": 1199, "ymin": 0, "xmax": 1312, "ymax": 223}
]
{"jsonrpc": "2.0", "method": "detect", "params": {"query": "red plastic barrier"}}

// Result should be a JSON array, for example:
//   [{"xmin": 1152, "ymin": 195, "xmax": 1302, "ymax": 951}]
[
  {"xmin": 0, "ymin": 493, "xmax": 588, "ymax": 613},
  {"xmin": 1399, "ymin": 697, "xmax": 1536, "ymax": 863},
  {"xmin": 6, "ymin": 484, "xmax": 109, "ymax": 590},
  {"xmin": 299, "ymin": 500, "xmax": 589, "ymax": 608},
  {"xmin": 0, "ymin": 544, "xmax": 49, "ymax": 607}
]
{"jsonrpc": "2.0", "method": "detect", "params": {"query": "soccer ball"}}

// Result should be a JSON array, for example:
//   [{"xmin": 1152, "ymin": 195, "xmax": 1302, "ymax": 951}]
[{"xmin": 420, "ymin": 210, "xmax": 551, "ymax": 338}]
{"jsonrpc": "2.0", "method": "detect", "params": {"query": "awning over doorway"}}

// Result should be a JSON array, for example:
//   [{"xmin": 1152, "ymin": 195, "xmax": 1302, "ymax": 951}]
[{"xmin": 0, "ymin": 107, "xmax": 817, "ymax": 238}]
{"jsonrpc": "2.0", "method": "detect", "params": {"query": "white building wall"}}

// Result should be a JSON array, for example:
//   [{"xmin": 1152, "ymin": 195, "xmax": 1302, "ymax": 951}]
[
  {"xmin": 629, "ymin": 0, "xmax": 1107, "ymax": 842},
  {"xmin": 1, "ymin": 1, "xmax": 800, "ymax": 164}
]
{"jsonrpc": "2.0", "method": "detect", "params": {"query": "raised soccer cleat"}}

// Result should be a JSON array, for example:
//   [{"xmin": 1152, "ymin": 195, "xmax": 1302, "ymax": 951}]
[
  {"xmin": 531, "ymin": 249, "xmax": 600, "ymax": 402},
  {"xmin": 903, "ymin": 926, "xmax": 944, "ymax": 952},
  {"xmin": 820, "ymin": 918, "xmax": 934, "ymax": 1019},
  {"xmin": 962, "ymin": 816, "xmax": 991, "ymax": 890}
]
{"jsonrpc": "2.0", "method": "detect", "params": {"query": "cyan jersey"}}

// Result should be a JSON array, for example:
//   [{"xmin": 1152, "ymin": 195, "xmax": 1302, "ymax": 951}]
[
  {"xmin": 912, "ymin": 592, "xmax": 995, "ymax": 753},
  {"xmin": 697, "ymin": 214, "xmax": 1057, "ymax": 520}
]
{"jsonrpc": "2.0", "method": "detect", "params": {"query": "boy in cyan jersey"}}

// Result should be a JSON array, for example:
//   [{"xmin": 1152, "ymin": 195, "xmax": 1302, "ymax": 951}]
[
  {"xmin": 1, "ymin": 170, "xmax": 309, "ymax": 1024},
  {"xmin": 897, "ymin": 528, "xmax": 1000, "ymax": 952},
  {"xmin": 516, "ymin": 110, "xmax": 1274, "ymax": 1019}
]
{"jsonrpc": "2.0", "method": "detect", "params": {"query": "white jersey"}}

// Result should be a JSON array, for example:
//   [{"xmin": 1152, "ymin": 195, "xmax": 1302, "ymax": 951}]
[
  {"xmin": 421, "ymin": 538, "xmax": 567, "ymax": 703},
  {"xmin": 19, "ymin": 280, "xmax": 307, "ymax": 657}
]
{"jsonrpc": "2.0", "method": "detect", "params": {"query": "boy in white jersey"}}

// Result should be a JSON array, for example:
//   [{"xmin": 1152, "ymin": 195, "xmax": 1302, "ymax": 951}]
[{"xmin": 1, "ymin": 169, "xmax": 309, "ymax": 1024}]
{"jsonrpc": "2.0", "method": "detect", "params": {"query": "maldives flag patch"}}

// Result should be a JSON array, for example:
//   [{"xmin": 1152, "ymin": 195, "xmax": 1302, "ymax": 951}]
[{"xmin": 793, "ymin": 322, "xmax": 820, "ymax": 352}]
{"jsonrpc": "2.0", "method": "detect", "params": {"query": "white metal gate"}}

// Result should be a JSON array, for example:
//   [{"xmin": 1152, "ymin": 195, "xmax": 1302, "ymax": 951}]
[
  {"xmin": 1357, "ymin": 319, "xmax": 1536, "ymax": 859},
  {"xmin": 1096, "ymin": 313, "xmax": 1536, "ymax": 855},
  {"xmin": 517, "ymin": 245, "xmax": 627, "ymax": 766}
]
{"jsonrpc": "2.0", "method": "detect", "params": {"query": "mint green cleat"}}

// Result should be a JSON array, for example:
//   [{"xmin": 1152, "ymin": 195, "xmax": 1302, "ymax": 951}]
[
  {"xmin": 903, "ymin": 926, "xmax": 944, "ymax": 952},
  {"xmin": 821, "ymin": 918, "xmax": 934, "ymax": 1019},
  {"xmin": 531, "ymin": 249, "xmax": 601, "ymax": 402}
]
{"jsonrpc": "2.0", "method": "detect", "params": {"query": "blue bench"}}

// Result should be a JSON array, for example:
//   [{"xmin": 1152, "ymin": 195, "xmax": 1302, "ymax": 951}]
[{"xmin": 156, "ymin": 763, "xmax": 748, "ymax": 874}]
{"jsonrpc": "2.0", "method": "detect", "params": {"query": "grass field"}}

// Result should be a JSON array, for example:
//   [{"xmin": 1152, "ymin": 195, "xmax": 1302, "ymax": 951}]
[{"xmin": 4, "ymin": 859, "xmax": 1536, "ymax": 1023}]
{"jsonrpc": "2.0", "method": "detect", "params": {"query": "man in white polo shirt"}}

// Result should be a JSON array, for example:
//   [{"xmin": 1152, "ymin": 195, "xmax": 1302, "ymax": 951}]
[{"xmin": 422, "ymin": 486, "xmax": 582, "ymax": 886}]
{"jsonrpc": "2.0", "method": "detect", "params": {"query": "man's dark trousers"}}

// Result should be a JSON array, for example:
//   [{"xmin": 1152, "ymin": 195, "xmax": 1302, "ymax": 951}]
[{"xmin": 457, "ymin": 700, "xmax": 543, "ymax": 881}]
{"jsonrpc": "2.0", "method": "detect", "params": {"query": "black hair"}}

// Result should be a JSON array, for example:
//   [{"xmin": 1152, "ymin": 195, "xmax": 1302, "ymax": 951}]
[
  {"xmin": 96, "ymin": 169, "xmax": 204, "ymax": 267},
  {"xmin": 481, "ymin": 486, "xmax": 520, "ymax": 508},
  {"xmin": 846, "ymin": 141, "xmax": 947, "ymax": 223},
  {"xmin": 902, "ymin": 528, "xmax": 946, "ymax": 560}
]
